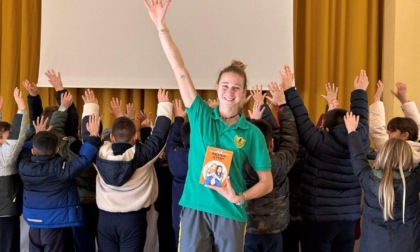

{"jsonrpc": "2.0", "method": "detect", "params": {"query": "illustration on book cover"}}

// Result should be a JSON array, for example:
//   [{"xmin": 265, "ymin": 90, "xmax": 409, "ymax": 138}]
[{"xmin": 199, "ymin": 146, "xmax": 233, "ymax": 187}]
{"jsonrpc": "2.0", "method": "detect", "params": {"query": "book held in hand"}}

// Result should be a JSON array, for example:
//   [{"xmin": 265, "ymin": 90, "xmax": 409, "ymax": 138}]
[{"xmin": 199, "ymin": 146, "xmax": 233, "ymax": 187}]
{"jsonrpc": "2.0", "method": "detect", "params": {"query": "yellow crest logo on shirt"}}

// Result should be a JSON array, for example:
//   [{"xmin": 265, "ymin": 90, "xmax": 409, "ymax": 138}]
[{"xmin": 234, "ymin": 135, "xmax": 246, "ymax": 148}]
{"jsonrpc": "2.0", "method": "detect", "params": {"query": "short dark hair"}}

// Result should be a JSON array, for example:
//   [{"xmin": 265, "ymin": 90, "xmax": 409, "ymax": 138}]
[
  {"xmin": 181, "ymin": 121, "xmax": 191, "ymax": 148},
  {"xmin": 0, "ymin": 121, "xmax": 11, "ymax": 132},
  {"xmin": 111, "ymin": 117, "xmax": 136, "ymax": 143},
  {"xmin": 32, "ymin": 131, "xmax": 59, "ymax": 155},
  {"xmin": 387, "ymin": 117, "xmax": 418, "ymax": 141},
  {"xmin": 41, "ymin": 106, "xmax": 59, "ymax": 120},
  {"xmin": 322, "ymin": 109, "xmax": 347, "ymax": 131},
  {"xmin": 250, "ymin": 119, "xmax": 273, "ymax": 147}
]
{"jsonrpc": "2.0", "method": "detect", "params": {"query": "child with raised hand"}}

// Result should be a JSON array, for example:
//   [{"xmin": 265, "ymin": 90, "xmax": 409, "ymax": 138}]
[
  {"xmin": 166, "ymin": 98, "xmax": 189, "ymax": 246},
  {"xmin": 316, "ymin": 82, "xmax": 340, "ymax": 128},
  {"xmin": 0, "ymin": 88, "xmax": 27, "ymax": 252},
  {"xmin": 243, "ymin": 82, "xmax": 299, "ymax": 252},
  {"xmin": 18, "ymin": 113, "xmax": 101, "ymax": 252},
  {"xmin": 145, "ymin": 1, "xmax": 272, "ymax": 251},
  {"xmin": 344, "ymin": 111, "xmax": 420, "ymax": 252},
  {"xmin": 370, "ymin": 81, "xmax": 420, "ymax": 165},
  {"xmin": 45, "ymin": 69, "xmax": 79, "ymax": 139},
  {"xmin": 70, "ymin": 88, "xmax": 101, "ymax": 252},
  {"xmin": 282, "ymin": 66, "xmax": 370, "ymax": 252},
  {"xmin": 95, "ymin": 88, "xmax": 172, "ymax": 251}
]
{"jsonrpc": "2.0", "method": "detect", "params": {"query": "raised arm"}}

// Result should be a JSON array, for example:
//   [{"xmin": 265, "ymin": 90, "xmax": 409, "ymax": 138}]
[
  {"xmin": 46, "ymin": 70, "xmax": 79, "ymax": 138},
  {"xmin": 50, "ymin": 92, "xmax": 73, "ymax": 139},
  {"xmin": 0, "ymin": 88, "xmax": 28, "ymax": 167},
  {"xmin": 392, "ymin": 82, "xmax": 420, "ymax": 134},
  {"xmin": 23, "ymin": 80, "xmax": 43, "ymax": 137},
  {"xmin": 369, "ymin": 80, "xmax": 388, "ymax": 151},
  {"xmin": 81, "ymin": 89, "xmax": 100, "ymax": 143},
  {"xmin": 144, "ymin": 0, "xmax": 197, "ymax": 107},
  {"xmin": 321, "ymin": 82, "xmax": 339, "ymax": 111}
]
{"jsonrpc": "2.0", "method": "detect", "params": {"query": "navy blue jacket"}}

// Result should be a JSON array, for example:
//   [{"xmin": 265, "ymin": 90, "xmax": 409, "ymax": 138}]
[
  {"xmin": 166, "ymin": 117, "xmax": 189, "ymax": 231},
  {"xmin": 284, "ymin": 87, "xmax": 369, "ymax": 222},
  {"xmin": 348, "ymin": 132, "xmax": 420, "ymax": 251},
  {"xmin": 18, "ymin": 137, "xmax": 100, "ymax": 228}
]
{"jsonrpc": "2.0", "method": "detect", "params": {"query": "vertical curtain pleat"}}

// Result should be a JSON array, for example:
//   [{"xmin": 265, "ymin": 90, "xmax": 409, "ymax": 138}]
[{"xmin": 294, "ymin": 0, "xmax": 381, "ymax": 121}]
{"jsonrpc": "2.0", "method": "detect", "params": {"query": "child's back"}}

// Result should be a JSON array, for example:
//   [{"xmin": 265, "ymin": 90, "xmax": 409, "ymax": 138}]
[
  {"xmin": 94, "ymin": 90, "xmax": 172, "ymax": 251},
  {"xmin": 346, "ymin": 114, "xmax": 420, "ymax": 252}
]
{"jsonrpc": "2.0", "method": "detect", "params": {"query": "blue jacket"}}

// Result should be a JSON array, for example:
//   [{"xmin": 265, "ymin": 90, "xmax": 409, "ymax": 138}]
[
  {"xmin": 166, "ymin": 117, "xmax": 189, "ymax": 231},
  {"xmin": 18, "ymin": 137, "xmax": 100, "ymax": 228},
  {"xmin": 348, "ymin": 132, "xmax": 420, "ymax": 251},
  {"xmin": 285, "ymin": 87, "xmax": 370, "ymax": 222}
]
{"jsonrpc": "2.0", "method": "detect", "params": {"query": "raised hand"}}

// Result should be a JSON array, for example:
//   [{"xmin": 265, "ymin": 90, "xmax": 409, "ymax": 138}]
[
  {"xmin": 206, "ymin": 98, "xmax": 219, "ymax": 108},
  {"xmin": 373, "ymin": 80, "xmax": 384, "ymax": 103},
  {"xmin": 157, "ymin": 88, "xmax": 169, "ymax": 103},
  {"xmin": 143, "ymin": 0, "xmax": 171, "ymax": 28},
  {"xmin": 22, "ymin": 80, "xmax": 38, "ymax": 96},
  {"xmin": 344, "ymin": 111, "xmax": 359, "ymax": 133},
  {"xmin": 248, "ymin": 100, "xmax": 265, "ymax": 120},
  {"xmin": 45, "ymin": 70, "xmax": 64, "ymax": 91},
  {"xmin": 14, "ymin": 87, "xmax": 26, "ymax": 110},
  {"xmin": 353, "ymin": 69, "xmax": 369, "ymax": 90},
  {"xmin": 267, "ymin": 81, "xmax": 286, "ymax": 106},
  {"xmin": 82, "ymin": 89, "xmax": 98, "ymax": 104},
  {"xmin": 250, "ymin": 85, "xmax": 267, "ymax": 104},
  {"xmin": 391, "ymin": 82, "xmax": 409, "ymax": 104},
  {"xmin": 33, "ymin": 116, "xmax": 53, "ymax": 133},
  {"xmin": 321, "ymin": 82, "xmax": 338, "ymax": 105},
  {"xmin": 137, "ymin": 110, "xmax": 152, "ymax": 128},
  {"xmin": 109, "ymin": 97, "xmax": 124, "ymax": 118},
  {"xmin": 278, "ymin": 65, "xmax": 294, "ymax": 90},
  {"xmin": 126, "ymin": 103, "xmax": 136, "ymax": 120},
  {"xmin": 240, "ymin": 93, "xmax": 252, "ymax": 108},
  {"xmin": 60, "ymin": 92, "xmax": 73, "ymax": 110},
  {"xmin": 86, "ymin": 114, "xmax": 101, "ymax": 137},
  {"xmin": 173, "ymin": 99, "xmax": 186, "ymax": 118}
]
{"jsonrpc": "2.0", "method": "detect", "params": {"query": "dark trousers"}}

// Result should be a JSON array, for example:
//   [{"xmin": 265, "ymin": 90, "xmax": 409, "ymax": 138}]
[
  {"xmin": 301, "ymin": 221, "xmax": 355, "ymax": 252},
  {"xmin": 155, "ymin": 163, "xmax": 177, "ymax": 252},
  {"xmin": 244, "ymin": 232, "xmax": 283, "ymax": 252},
  {"xmin": 72, "ymin": 203, "xmax": 99, "ymax": 252},
  {"xmin": 0, "ymin": 216, "xmax": 20, "ymax": 252},
  {"xmin": 282, "ymin": 221, "xmax": 302, "ymax": 252},
  {"xmin": 97, "ymin": 208, "xmax": 148, "ymax": 252},
  {"xmin": 29, "ymin": 227, "xmax": 74, "ymax": 252}
]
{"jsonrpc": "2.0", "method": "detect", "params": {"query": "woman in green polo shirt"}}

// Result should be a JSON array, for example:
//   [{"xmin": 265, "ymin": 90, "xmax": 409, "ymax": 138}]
[{"xmin": 144, "ymin": 1, "xmax": 273, "ymax": 251}]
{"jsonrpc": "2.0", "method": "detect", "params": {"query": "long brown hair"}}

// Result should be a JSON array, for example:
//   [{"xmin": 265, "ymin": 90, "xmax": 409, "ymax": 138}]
[{"xmin": 375, "ymin": 138, "xmax": 414, "ymax": 223}]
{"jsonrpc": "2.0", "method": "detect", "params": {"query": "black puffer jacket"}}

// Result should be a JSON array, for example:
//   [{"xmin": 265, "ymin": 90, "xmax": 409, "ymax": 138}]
[{"xmin": 284, "ymin": 87, "xmax": 370, "ymax": 222}]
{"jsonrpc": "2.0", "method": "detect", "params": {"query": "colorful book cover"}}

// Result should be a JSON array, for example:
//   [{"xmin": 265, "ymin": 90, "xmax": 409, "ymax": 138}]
[{"xmin": 199, "ymin": 146, "xmax": 234, "ymax": 187}]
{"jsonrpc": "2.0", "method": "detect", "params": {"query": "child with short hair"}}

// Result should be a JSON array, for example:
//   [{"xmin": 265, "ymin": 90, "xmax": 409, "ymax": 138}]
[
  {"xmin": 370, "ymin": 81, "xmax": 420, "ymax": 165},
  {"xmin": 18, "ymin": 114, "xmax": 101, "ymax": 252},
  {"xmin": 0, "ymin": 88, "xmax": 27, "ymax": 252},
  {"xmin": 345, "ymin": 111, "xmax": 420, "ymax": 252},
  {"xmin": 282, "ymin": 67, "xmax": 370, "ymax": 252},
  {"xmin": 95, "ymin": 89, "xmax": 172, "ymax": 251},
  {"xmin": 243, "ymin": 83, "xmax": 299, "ymax": 252}
]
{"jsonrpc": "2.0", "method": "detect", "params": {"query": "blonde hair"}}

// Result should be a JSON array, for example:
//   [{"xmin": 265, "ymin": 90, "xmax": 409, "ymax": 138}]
[{"xmin": 375, "ymin": 138, "xmax": 414, "ymax": 223}]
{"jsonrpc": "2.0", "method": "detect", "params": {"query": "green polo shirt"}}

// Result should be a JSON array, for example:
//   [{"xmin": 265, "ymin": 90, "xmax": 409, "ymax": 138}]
[{"xmin": 179, "ymin": 95, "xmax": 271, "ymax": 222}]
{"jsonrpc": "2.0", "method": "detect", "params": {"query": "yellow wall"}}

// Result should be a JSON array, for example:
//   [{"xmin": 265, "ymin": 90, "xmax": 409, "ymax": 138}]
[{"xmin": 383, "ymin": 0, "xmax": 420, "ymax": 120}]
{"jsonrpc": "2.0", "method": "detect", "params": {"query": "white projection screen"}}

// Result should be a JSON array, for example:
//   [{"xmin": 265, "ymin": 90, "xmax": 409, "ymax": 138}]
[{"xmin": 38, "ymin": 0, "xmax": 294, "ymax": 90}]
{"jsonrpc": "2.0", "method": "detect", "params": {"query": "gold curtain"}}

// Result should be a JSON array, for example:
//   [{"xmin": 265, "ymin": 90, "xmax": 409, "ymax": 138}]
[
  {"xmin": 294, "ymin": 0, "xmax": 382, "ymax": 121},
  {"xmin": 1, "ymin": 0, "xmax": 381, "ymax": 127}
]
